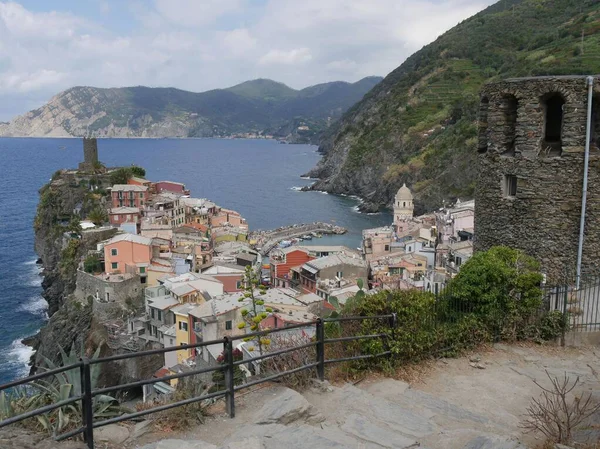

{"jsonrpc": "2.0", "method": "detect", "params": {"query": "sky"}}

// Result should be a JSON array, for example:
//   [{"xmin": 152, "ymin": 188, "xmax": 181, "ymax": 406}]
[{"xmin": 0, "ymin": 0, "xmax": 496, "ymax": 120}]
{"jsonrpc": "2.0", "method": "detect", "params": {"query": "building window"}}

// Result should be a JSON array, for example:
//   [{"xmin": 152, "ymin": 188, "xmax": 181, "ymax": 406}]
[
  {"xmin": 111, "ymin": 262, "xmax": 118, "ymax": 270},
  {"xmin": 140, "ymin": 193, "xmax": 144, "ymax": 198},
  {"xmin": 139, "ymin": 267, "xmax": 146, "ymax": 274},
  {"xmin": 478, "ymin": 96, "xmax": 489, "ymax": 153},
  {"xmin": 336, "ymin": 271, "xmax": 343, "ymax": 278},
  {"xmin": 111, "ymin": 248, "xmax": 118, "ymax": 256},
  {"xmin": 501, "ymin": 94, "xmax": 518, "ymax": 157},
  {"xmin": 384, "ymin": 244, "xmax": 390, "ymax": 251},
  {"xmin": 151, "ymin": 308, "xmax": 155, "ymax": 319},
  {"xmin": 170, "ymin": 338, "xmax": 174, "ymax": 345},
  {"xmin": 503, "ymin": 174, "xmax": 518, "ymax": 198},
  {"xmin": 403, "ymin": 202, "xmax": 406, "ymax": 207},
  {"xmin": 157, "ymin": 310, "xmax": 162, "ymax": 321},
  {"xmin": 179, "ymin": 321, "xmax": 188, "ymax": 332},
  {"xmin": 542, "ymin": 93, "xmax": 565, "ymax": 156},
  {"xmin": 225, "ymin": 320, "xmax": 232, "ymax": 330},
  {"xmin": 140, "ymin": 277, "xmax": 146, "ymax": 284},
  {"xmin": 236, "ymin": 280, "xmax": 243, "ymax": 289},
  {"xmin": 152, "ymin": 325, "xmax": 157, "ymax": 336}
]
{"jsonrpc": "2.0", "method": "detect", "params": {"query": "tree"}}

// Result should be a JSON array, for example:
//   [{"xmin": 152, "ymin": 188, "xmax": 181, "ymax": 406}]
[
  {"xmin": 445, "ymin": 246, "xmax": 544, "ymax": 339},
  {"xmin": 109, "ymin": 168, "xmax": 132, "ymax": 185},
  {"xmin": 66, "ymin": 215, "xmax": 81, "ymax": 234},
  {"xmin": 87, "ymin": 207, "xmax": 108, "ymax": 226},
  {"xmin": 130, "ymin": 166, "xmax": 146, "ymax": 178},
  {"xmin": 237, "ymin": 265, "xmax": 272, "ymax": 355},
  {"xmin": 83, "ymin": 254, "xmax": 102, "ymax": 273}
]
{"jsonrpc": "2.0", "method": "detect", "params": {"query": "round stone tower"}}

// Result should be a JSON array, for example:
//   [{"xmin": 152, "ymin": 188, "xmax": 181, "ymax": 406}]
[{"xmin": 394, "ymin": 183, "xmax": 414, "ymax": 226}]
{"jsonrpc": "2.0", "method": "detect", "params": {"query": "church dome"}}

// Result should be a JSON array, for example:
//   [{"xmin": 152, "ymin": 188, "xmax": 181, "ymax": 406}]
[{"xmin": 396, "ymin": 183, "xmax": 413, "ymax": 200}]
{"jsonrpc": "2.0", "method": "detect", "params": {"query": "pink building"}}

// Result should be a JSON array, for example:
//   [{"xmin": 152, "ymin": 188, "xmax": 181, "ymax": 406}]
[
  {"xmin": 210, "ymin": 208, "xmax": 248, "ymax": 229},
  {"xmin": 111, "ymin": 185, "xmax": 148, "ymax": 209},
  {"xmin": 154, "ymin": 181, "xmax": 190, "ymax": 196},
  {"xmin": 103, "ymin": 234, "xmax": 153, "ymax": 281},
  {"xmin": 109, "ymin": 207, "xmax": 141, "ymax": 226}
]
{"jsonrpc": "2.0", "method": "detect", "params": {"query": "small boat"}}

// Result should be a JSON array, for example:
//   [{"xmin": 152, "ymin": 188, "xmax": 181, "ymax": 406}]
[
  {"xmin": 279, "ymin": 240, "xmax": 292, "ymax": 248},
  {"xmin": 302, "ymin": 235, "xmax": 312, "ymax": 240}
]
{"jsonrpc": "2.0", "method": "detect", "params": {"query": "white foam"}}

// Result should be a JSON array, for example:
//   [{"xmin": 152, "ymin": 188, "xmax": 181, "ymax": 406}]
[
  {"xmin": 28, "ymin": 276, "xmax": 42, "ymax": 287},
  {"xmin": 6, "ymin": 339, "xmax": 34, "ymax": 378},
  {"xmin": 300, "ymin": 176, "xmax": 315, "ymax": 180},
  {"xmin": 19, "ymin": 296, "xmax": 49, "ymax": 318},
  {"xmin": 290, "ymin": 186, "xmax": 303, "ymax": 191},
  {"xmin": 22, "ymin": 259, "xmax": 38, "ymax": 266}
]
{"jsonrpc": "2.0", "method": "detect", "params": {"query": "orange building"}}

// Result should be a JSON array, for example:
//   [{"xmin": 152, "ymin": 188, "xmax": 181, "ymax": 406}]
[
  {"xmin": 103, "ymin": 234, "xmax": 153, "ymax": 281},
  {"xmin": 269, "ymin": 247, "xmax": 314, "ymax": 288}
]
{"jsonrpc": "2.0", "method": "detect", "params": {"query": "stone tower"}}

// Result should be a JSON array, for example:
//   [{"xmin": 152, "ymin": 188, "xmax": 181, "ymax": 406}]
[
  {"xmin": 393, "ymin": 183, "xmax": 414, "ymax": 227},
  {"xmin": 474, "ymin": 75, "xmax": 600, "ymax": 281},
  {"xmin": 79, "ymin": 137, "xmax": 99, "ymax": 171}
]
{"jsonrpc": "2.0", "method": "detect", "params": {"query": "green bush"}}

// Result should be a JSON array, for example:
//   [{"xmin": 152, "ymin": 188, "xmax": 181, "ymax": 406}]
[
  {"xmin": 130, "ymin": 166, "xmax": 146, "ymax": 177},
  {"xmin": 109, "ymin": 168, "xmax": 133, "ymax": 185},
  {"xmin": 83, "ymin": 254, "xmax": 102, "ymax": 273}
]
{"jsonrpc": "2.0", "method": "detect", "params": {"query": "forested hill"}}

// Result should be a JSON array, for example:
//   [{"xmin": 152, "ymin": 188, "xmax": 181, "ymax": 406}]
[
  {"xmin": 306, "ymin": 0, "xmax": 600, "ymax": 213},
  {"xmin": 0, "ymin": 77, "xmax": 382, "ymax": 142}
]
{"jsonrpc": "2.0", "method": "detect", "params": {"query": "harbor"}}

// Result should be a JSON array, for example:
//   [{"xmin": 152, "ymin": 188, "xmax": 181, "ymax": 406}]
[{"xmin": 249, "ymin": 222, "xmax": 347, "ymax": 255}]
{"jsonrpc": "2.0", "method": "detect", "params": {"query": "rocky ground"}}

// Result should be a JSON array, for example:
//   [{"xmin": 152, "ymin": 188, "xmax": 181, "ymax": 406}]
[{"xmin": 4, "ymin": 343, "xmax": 599, "ymax": 449}]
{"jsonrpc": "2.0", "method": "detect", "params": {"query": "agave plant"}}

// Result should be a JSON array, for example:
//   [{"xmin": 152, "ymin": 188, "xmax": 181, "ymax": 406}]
[
  {"xmin": 1, "ymin": 344, "xmax": 128, "ymax": 435},
  {"xmin": 34, "ymin": 344, "xmax": 129, "ymax": 434}
]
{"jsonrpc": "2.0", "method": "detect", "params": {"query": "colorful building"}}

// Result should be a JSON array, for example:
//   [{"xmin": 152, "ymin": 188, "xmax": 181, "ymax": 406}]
[
  {"xmin": 109, "ymin": 207, "xmax": 141, "ymax": 227},
  {"xmin": 103, "ymin": 234, "xmax": 153, "ymax": 281},
  {"xmin": 155, "ymin": 181, "xmax": 190, "ymax": 196},
  {"xmin": 111, "ymin": 184, "xmax": 148, "ymax": 209},
  {"xmin": 269, "ymin": 247, "xmax": 314, "ymax": 288},
  {"xmin": 202, "ymin": 263, "xmax": 246, "ymax": 292},
  {"xmin": 171, "ymin": 303, "xmax": 197, "ymax": 364}
]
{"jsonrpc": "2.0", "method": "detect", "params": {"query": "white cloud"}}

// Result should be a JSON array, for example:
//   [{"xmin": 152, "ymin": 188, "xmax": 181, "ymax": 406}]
[
  {"xmin": 0, "ymin": 0, "xmax": 497, "ymax": 120},
  {"xmin": 259, "ymin": 48, "xmax": 313, "ymax": 66},
  {"xmin": 153, "ymin": 0, "xmax": 244, "ymax": 27}
]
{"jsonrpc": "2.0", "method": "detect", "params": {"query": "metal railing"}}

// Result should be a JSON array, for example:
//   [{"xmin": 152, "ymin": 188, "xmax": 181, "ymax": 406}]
[{"xmin": 0, "ymin": 314, "xmax": 395, "ymax": 449}]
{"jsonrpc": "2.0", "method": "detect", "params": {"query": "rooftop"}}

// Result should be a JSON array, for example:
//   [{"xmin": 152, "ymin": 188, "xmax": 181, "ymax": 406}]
[
  {"xmin": 105, "ymin": 233, "xmax": 152, "ymax": 246},
  {"xmin": 296, "ymin": 245, "xmax": 357, "ymax": 255},
  {"xmin": 190, "ymin": 292, "xmax": 250, "ymax": 319},
  {"xmin": 305, "ymin": 253, "xmax": 366, "ymax": 271},
  {"xmin": 147, "ymin": 295, "xmax": 179, "ymax": 311},
  {"xmin": 110, "ymin": 207, "xmax": 140, "ymax": 214},
  {"xmin": 171, "ymin": 303, "xmax": 199, "ymax": 316},
  {"xmin": 203, "ymin": 263, "xmax": 245, "ymax": 275},
  {"xmin": 111, "ymin": 184, "xmax": 148, "ymax": 192},
  {"xmin": 362, "ymin": 227, "xmax": 394, "ymax": 238}
]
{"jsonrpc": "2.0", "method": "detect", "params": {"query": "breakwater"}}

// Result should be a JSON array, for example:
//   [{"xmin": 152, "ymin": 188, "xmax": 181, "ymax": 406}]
[{"xmin": 250, "ymin": 222, "xmax": 347, "ymax": 255}]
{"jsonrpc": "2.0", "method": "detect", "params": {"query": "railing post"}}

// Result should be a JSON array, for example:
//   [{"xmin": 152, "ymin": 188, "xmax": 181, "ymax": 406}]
[
  {"xmin": 316, "ymin": 319, "xmax": 325, "ymax": 381},
  {"xmin": 388, "ymin": 313, "xmax": 397, "ymax": 359},
  {"xmin": 562, "ymin": 282, "xmax": 569, "ymax": 347},
  {"xmin": 80, "ymin": 358, "xmax": 94, "ymax": 449},
  {"xmin": 223, "ymin": 338, "xmax": 235, "ymax": 418}
]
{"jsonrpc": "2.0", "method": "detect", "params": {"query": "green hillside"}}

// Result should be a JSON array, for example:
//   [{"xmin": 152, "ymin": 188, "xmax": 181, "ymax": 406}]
[{"xmin": 308, "ymin": 0, "xmax": 600, "ymax": 213}]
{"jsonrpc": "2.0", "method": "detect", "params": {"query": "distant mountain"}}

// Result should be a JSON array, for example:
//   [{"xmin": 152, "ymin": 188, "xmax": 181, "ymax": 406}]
[{"xmin": 0, "ymin": 77, "xmax": 383, "ymax": 142}]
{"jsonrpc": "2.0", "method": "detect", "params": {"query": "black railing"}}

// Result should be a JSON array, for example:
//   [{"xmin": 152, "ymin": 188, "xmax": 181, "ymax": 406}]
[{"xmin": 0, "ymin": 315, "xmax": 394, "ymax": 449}]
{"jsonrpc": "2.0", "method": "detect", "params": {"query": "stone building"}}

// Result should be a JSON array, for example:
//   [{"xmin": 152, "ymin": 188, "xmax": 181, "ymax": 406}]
[
  {"xmin": 393, "ymin": 183, "xmax": 414, "ymax": 228},
  {"xmin": 474, "ymin": 75, "xmax": 600, "ymax": 280},
  {"xmin": 78, "ymin": 137, "xmax": 99, "ymax": 172}
]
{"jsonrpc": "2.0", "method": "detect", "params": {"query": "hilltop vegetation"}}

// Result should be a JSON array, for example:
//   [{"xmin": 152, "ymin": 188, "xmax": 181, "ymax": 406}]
[
  {"xmin": 0, "ymin": 77, "xmax": 382, "ymax": 142},
  {"xmin": 307, "ymin": 0, "xmax": 600, "ymax": 213}
]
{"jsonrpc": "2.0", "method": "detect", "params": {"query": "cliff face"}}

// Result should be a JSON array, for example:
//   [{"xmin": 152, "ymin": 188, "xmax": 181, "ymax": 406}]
[
  {"xmin": 0, "ymin": 78, "xmax": 382, "ymax": 140},
  {"xmin": 306, "ymin": 0, "xmax": 600, "ymax": 213},
  {"xmin": 31, "ymin": 169, "xmax": 163, "ymax": 385}
]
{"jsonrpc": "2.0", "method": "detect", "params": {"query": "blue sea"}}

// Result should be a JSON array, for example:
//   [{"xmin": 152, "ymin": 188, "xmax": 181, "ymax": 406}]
[{"xmin": 0, "ymin": 138, "xmax": 391, "ymax": 384}]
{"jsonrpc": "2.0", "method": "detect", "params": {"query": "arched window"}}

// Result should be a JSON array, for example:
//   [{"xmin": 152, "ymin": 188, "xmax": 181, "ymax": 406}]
[
  {"xmin": 542, "ymin": 93, "xmax": 565, "ymax": 156},
  {"xmin": 500, "ymin": 94, "xmax": 518, "ymax": 157},
  {"xmin": 403, "ymin": 202, "xmax": 406, "ymax": 207},
  {"xmin": 478, "ymin": 97, "xmax": 489, "ymax": 153}
]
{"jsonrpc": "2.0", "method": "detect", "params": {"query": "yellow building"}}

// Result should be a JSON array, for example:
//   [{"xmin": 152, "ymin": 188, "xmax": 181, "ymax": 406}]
[{"xmin": 171, "ymin": 303, "xmax": 197, "ymax": 364}]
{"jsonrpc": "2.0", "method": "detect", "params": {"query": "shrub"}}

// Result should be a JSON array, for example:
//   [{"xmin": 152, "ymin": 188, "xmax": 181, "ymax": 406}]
[
  {"xmin": 83, "ymin": 254, "xmax": 102, "ymax": 274},
  {"xmin": 130, "ymin": 166, "xmax": 146, "ymax": 177},
  {"xmin": 444, "ymin": 246, "xmax": 544, "ymax": 340},
  {"xmin": 109, "ymin": 168, "xmax": 132, "ymax": 185},
  {"xmin": 263, "ymin": 333, "xmax": 316, "ymax": 390}
]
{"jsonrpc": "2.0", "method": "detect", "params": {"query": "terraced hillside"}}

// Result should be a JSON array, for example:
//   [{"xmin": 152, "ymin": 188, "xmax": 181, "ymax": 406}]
[{"xmin": 307, "ymin": 0, "xmax": 600, "ymax": 213}]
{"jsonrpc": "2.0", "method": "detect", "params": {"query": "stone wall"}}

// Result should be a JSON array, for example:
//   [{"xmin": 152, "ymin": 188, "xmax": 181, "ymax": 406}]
[
  {"xmin": 75, "ymin": 270, "xmax": 143, "ymax": 304},
  {"xmin": 475, "ymin": 76, "xmax": 600, "ymax": 281}
]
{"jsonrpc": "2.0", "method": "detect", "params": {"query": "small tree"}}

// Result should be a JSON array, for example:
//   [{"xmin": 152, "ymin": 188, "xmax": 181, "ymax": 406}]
[
  {"xmin": 87, "ymin": 207, "xmax": 108, "ymax": 226},
  {"xmin": 237, "ymin": 265, "xmax": 272, "ymax": 356},
  {"xmin": 130, "ymin": 166, "xmax": 146, "ymax": 178},
  {"xmin": 66, "ymin": 215, "xmax": 82, "ymax": 234},
  {"xmin": 109, "ymin": 168, "xmax": 132, "ymax": 185},
  {"xmin": 521, "ymin": 370, "xmax": 600, "ymax": 444},
  {"xmin": 83, "ymin": 254, "xmax": 102, "ymax": 273}
]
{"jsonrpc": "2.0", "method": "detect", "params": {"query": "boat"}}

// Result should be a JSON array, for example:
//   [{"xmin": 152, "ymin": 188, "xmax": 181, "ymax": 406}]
[
  {"xmin": 279, "ymin": 240, "xmax": 292, "ymax": 248},
  {"xmin": 302, "ymin": 235, "xmax": 312, "ymax": 240}
]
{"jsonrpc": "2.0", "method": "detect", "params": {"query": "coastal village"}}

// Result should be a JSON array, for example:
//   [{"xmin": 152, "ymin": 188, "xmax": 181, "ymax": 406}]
[{"xmin": 60, "ymin": 137, "xmax": 474, "ymax": 401}]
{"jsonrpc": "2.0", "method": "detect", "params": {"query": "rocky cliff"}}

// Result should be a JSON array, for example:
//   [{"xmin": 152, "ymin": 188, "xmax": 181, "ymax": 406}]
[
  {"xmin": 0, "ymin": 78, "xmax": 382, "ymax": 141},
  {"xmin": 305, "ymin": 0, "xmax": 600, "ymax": 213},
  {"xmin": 29, "ymin": 169, "xmax": 158, "ymax": 384}
]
